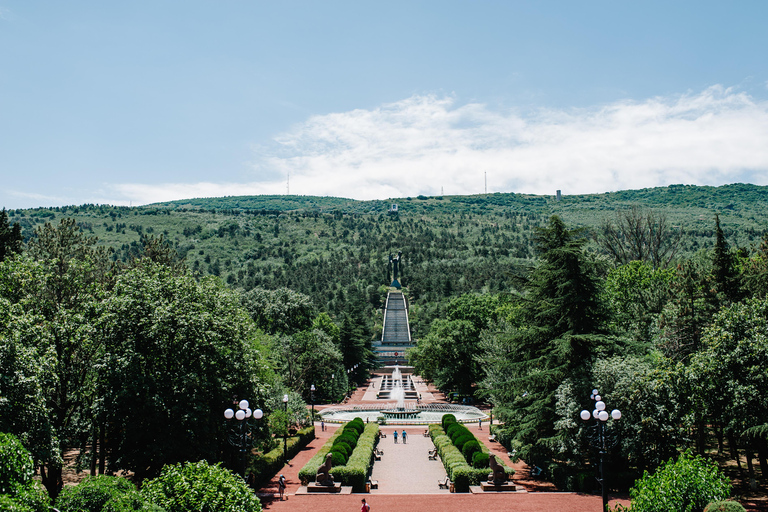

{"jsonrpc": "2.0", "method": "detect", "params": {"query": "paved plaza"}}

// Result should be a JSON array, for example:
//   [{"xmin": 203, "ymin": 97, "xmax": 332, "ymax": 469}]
[{"xmin": 258, "ymin": 374, "xmax": 633, "ymax": 511}]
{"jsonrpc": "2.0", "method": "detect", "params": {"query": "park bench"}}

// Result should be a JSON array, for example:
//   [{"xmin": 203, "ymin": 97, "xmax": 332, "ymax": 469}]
[
  {"xmin": 379, "ymin": 431, "xmax": 387, "ymax": 438},
  {"xmin": 368, "ymin": 479, "xmax": 378, "ymax": 489},
  {"xmin": 428, "ymin": 449, "xmax": 438, "ymax": 460},
  {"xmin": 438, "ymin": 476, "xmax": 451, "ymax": 489},
  {"xmin": 488, "ymin": 434, "xmax": 496, "ymax": 442},
  {"xmin": 422, "ymin": 430, "xmax": 430, "ymax": 437}
]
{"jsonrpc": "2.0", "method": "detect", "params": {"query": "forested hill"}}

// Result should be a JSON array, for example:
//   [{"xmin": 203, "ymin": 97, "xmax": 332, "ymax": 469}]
[{"xmin": 6, "ymin": 183, "xmax": 768, "ymax": 338}]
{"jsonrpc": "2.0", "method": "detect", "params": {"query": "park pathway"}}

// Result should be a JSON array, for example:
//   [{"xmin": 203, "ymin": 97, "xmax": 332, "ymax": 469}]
[{"xmin": 369, "ymin": 426, "xmax": 449, "ymax": 494}]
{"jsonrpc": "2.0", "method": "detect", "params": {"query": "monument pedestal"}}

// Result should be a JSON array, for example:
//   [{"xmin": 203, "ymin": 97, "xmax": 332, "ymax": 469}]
[
  {"xmin": 306, "ymin": 482, "xmax": 342, "ymax": 493},
  {"xmin": 480, "ymin": 481, "xmax": 517, "ymax": 492}
]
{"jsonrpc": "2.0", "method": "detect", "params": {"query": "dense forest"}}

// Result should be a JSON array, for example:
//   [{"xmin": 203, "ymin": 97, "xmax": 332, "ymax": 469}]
[{"xmin": 2, "ymin": 183, "xmax": 768, "ymax": 509}]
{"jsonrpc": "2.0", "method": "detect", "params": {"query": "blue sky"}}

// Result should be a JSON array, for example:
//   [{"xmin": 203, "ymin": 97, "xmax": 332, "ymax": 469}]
[{"xmin": 2, "ymin": 1, "xmax": 768, "ymax": 209}]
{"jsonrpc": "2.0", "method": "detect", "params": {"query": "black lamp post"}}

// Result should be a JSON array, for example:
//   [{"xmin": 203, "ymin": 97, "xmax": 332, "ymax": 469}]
[
  {"xmin": 579, "ymin": 389, "xmax": 621, "ymax": 511},
  {"xmin": 224, "ymin": 399, "xmax": 263, "ymax": 477},
  {"xmin": 282, "ymin": 393, "xmax": 289, "ymax": 463},
  {"xmin": 310, "ymin": 384, "xmax": 316, "ymax": 422}
]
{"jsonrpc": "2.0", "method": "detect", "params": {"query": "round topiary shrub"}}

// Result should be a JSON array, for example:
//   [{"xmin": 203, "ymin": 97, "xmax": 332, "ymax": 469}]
[
  {"xmin": 332, "ymin": 443, "xmax": 350, "ymax": 458},
  {"xmin": 336, "ymin": 433, "xmax": 358, "ymax": 449},
  {"xmin": 442, "ymin": 414, "xmax": 457, "ymax": 430},
  {"xmin": 472, "ymin": 451, "xmax": 490, "ymax": 469},
  {"xmin": 447, "ymin": 423, "xmax": 468, "ymax": 440},
  {"xmin": 454, "ymin": 434, "xmax": 475, "ymax": 452},
  {"xmin": 56, "ymin": 475, "xmax": 135, "ymax": 512},
  {"xmin": 704, "ymin": 501, "xmax": 746, "ymax": 512},
  {"xmin": 329, "ymin": 450, "xmax": 347, "ymax": 467},
  {"xmin": 141, "ymin": 460, "xmax": 261, "ymax": 512},
  {"xmin": 462, "ymin": 440, "xmax": 481, "ymax": 463}
]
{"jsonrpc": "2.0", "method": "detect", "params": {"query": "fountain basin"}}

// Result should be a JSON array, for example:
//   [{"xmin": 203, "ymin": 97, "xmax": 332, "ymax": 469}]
[{"xmin": 318, "ymin": 403, "xmax": 487, "ymax": 425}]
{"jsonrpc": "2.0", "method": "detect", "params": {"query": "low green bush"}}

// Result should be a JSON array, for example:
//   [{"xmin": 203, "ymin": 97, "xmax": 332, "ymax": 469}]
[
  {"xmin": 141, "ymin": 460, "xmax": 261, "ymax": 512},
  {"xmin": 336, "ymin": 433, "xmax": 358, "ymax": 449},
  {"xmin": 462, "ymin": 440, "xmax": 481, "ymax": 463},
  {"xmin": 298, "ymin": 428, "xmax": 344, "ymax": 485},
  {"xmin": 704, "ymin": 501, "xmax": 746, "ymax": 512},
  {"xmin": 442, "ymin": 414, "xmax": 457, "ymax": 430},
  {"xmin": 330, "ymin": 451, "xmax": 347, "ymax": 466},
  {"xmin": 472, "ymin": 452, "xmax": 490, "ymax": 469},
  {"xmin": 333, "ymin": 442, "xmax": 351, "ymax": 457},
  {"xmin": 56, "ymin": 475, "xmax": 137, "ymax": 512},
  {"xmin": 611, "ymin": 451, "xmax": 731, "ymax": 512},
  {"xmin": 453, "ymin": 434, "xmax": 475, "ymax": 452},
  {"xmin": 0, "ymin": 433, "xmax": 50, "ymax": 512}
]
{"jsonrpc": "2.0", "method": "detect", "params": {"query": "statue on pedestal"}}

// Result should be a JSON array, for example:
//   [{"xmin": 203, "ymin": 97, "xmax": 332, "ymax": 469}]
[
  {"xmin": 389, "ymin": 251, "xmax": 402, "ymax": 289},
  {"xmin": 316, "ymin": 453, "xmax": 335, "ymax": 486}
]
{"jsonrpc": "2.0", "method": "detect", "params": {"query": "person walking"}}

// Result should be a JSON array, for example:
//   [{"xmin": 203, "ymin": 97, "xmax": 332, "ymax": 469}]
[
  {"xmin": 361, "ymin": 498, "xmax": 371, "ymax": 512},
  {"xmin": 393, "ymin": 430, "xmax": 398, "ymax": 444},
  {"xmin": 278, "ymin": 474, "xmax": 286, "ymax": 501},
  {"xmin": 402, "ymin": 429, "xmax": 407, "ymax": 444},
  {"xmin": 321, "ymin": 420, "xmax": 325, "ymax": 432},
  {"xmin": 478, "ymin": 418, "xmax": 482, "ymax": 430}
]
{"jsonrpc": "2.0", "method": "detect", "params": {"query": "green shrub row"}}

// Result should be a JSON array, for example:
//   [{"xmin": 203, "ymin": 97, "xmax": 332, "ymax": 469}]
[
  {"xmin": 329, "ymin": 418, "xmax": 365, "ymax": 466},
  {"xmin": 330, "ymin": 423, "xmax": 379, "ymax": 492},
  {"xmin": 298, "ymin": 428, "xmax": 345, "ymax": 485},
  {"xmin": 429, "ymin": 423, "xmax": 513, "ymax": 492},
  {"xmin": 248, "ymin": 425, "xmax": 315, "ymax": 488}
]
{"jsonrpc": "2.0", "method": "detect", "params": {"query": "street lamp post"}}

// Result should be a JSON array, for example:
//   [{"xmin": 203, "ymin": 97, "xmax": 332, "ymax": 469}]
[
  {"xmin": 310, "ymin": 384, "xmax": 316, "ymax": 423},
  {"xmin": 282, "ymin": 393, "xmax": 289, "ymax": 464},
  {"xmin": 579, "ymin": 389, "xmax": 621, "ymax": 511},
  {"xmin": 224, "ymin": 399, "xmax": 263, "ymax": 478}
]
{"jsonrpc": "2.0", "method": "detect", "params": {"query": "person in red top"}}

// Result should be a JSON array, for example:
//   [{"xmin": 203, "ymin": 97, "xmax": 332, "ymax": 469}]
[{"xmin": 361, "ymin": 498, "xmax": 370, "ymax": 512}]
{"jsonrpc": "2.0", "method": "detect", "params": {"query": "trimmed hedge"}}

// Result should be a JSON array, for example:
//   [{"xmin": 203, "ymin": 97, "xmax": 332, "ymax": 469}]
[
  {"xmin": 462, "ymin": 440, "xmax": 481, "ymax": 463},
  {"xmin": 248, "ymin": 425, "xmax": 315, "ymax": 488},
  {"xmin": 299, "ymin": 429, "xmax": 344, "ymax": 485},
  {"xmin": 330, "ymin": 423, "xmax": 379, "ymax": 492},
  {"xmin": 429, "ymin": 423, "xmax": 513, "ymax": 492}
]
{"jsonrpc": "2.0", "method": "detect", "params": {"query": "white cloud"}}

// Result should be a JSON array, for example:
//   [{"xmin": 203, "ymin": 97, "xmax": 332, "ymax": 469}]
[{"xmin": 113, "ymin": 85, "xmax": 768, "ymax": 205}]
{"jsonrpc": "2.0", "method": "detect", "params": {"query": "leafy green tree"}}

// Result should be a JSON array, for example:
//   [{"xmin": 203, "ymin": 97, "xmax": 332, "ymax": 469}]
[
  {"xmin": 603, "ymin": 261, "xmax": 675, "ymax": 342},
  {"xmin": 0, "ymin": 219, "xmax": 113, "ymax": 499},
  {"xmin": 98, "ymin": 262, "xmax": 263, "ymax": 481},
  {"xmin": 141, "ymin": 461, "xmax": 261, "ymax": 512},
  {"xmin": 241, "ymin": 287, "xmax": 315, "ymax": 335},
  {"xmin": 0, "ymin": 208, "xmax": 23, "ymax": 262},
  {"xmin": 687, "ymin": 297, "xmax": 768, "ymax": 482}
]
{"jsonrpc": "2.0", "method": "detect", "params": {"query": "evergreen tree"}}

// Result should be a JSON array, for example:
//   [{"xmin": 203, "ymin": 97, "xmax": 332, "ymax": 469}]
[
  {"xmin": 711, "ymin": 214, "xmax": 742, "ymax": 304},
  {"xmin": 0, "ymin": 208, "xmax": 23, "ymax": 262},
  {"xmin": 480, "ymin": 215, "xmax": 609, "ymax": 461}
]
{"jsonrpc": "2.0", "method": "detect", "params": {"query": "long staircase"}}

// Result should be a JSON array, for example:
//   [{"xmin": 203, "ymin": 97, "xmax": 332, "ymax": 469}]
[{"xmin": 374, "ymin": 291, "xmax": 414, "ymax": 366}]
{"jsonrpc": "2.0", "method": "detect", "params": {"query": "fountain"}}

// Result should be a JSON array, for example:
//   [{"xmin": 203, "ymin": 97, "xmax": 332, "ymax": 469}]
[
  {"xmin": 381, "ymin": 366, "xmax": 421, "ymax": 419},
  {"xmin": 318, "ymin": 366, "xmax": 488, "ymax": 425}
]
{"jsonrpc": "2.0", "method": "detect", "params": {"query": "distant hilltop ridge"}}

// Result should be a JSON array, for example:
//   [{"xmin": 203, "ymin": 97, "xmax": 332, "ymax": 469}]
[{"xmin": 145, "ymin": 183, "xmax": 767, "ymax": 214}]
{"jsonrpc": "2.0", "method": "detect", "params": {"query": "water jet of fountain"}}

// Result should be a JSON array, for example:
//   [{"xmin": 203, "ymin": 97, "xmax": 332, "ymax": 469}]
[{"xmin": 392, "ymin": 365, "xmax": 405, "ymax": 410}]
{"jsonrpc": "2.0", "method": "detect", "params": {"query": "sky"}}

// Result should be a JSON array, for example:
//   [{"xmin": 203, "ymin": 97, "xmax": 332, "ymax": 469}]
[{"xmin": 2, "ymin": 1, "xmax": 768, "ymax": 209}]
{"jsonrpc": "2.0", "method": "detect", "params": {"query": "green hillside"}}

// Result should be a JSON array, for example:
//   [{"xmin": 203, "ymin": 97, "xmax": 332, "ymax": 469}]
[{"xmin": 6, "ymin": 183, "xmax": 768, "ymax": 338}]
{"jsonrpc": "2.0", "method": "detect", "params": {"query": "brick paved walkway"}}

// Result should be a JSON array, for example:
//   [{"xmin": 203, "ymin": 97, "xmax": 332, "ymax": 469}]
[
  {"xmin": 369, "ymin": 427, "xmax": 449, "ymax": 494},
  {"xmin": 258, "ymin": 377, "xmax": 632, "ymax": 511}
]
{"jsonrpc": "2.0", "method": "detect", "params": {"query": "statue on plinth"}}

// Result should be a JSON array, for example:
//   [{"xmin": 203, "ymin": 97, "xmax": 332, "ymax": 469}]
[
  {"xmin": 389, "ymin": 251, "xmax": 402, "ymax": 289},
  {"xmin": 487, "ymin": 455, "xmax": 508, "ymax": 485},
  {"xmin": 315, "ymin": 453, "xmax": 335, "ymax": 486}
]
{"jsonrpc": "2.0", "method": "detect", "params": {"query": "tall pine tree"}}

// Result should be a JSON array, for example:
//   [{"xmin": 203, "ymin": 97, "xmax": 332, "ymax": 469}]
[{"xmin": 480, "ymin": 215, "xmax": 608, "ymax": 461}]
